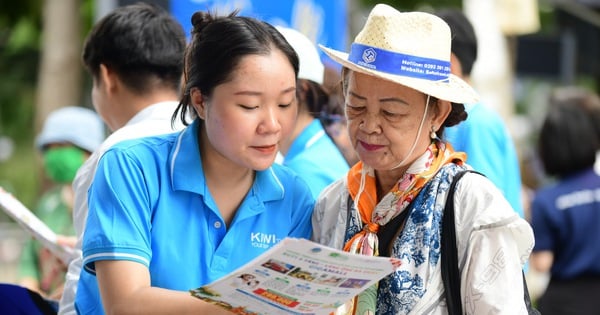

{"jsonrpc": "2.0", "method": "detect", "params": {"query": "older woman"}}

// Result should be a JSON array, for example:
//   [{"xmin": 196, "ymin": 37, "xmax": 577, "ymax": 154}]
[{"xmin": 311, "ymin": 4, "xmax": 534, "ymax": 314}]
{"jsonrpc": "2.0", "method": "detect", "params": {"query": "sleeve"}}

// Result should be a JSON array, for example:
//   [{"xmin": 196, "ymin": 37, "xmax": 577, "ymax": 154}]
[
  {"xmin": 61, "ymin": 162, "xmax": 93, "ymax": 315},
  {"xmin": 456, "ymin": 173, "xmax": 534, "ymax": 315},
  {"xmin": 81, "ymin": 147, "xmax": 154, "ymax": 275},
  {"xmin": 530, "ymin": 192, "xmax": 555, "ymax": 252},
  {"xmin": 311, "ymin": 179, "xmax": 347, "ymax": 249},
  {"xmin": 310, "ymin": 191, "xmax": 327, "ymax": 243}
]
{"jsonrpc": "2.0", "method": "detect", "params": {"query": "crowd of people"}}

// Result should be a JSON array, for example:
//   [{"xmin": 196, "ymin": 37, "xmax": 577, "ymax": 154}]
[{"xmin": 2, "ymin": 2, "xmax": 600, "ymax": 315}]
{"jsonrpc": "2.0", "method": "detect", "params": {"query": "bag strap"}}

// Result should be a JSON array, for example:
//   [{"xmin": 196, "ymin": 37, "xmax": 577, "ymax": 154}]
[
  {"xmin": 441, "ymin": 170, "xmax": 474, "ymax": 315},
  {"xmin": 523, "ymin": 273, "xmax": 541, "ymax": 315}
]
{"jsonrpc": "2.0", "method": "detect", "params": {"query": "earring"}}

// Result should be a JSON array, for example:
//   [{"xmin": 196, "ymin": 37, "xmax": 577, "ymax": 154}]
[{"xmin": 430, "ymin": 127, "xmax": 437, "ymax": 139}]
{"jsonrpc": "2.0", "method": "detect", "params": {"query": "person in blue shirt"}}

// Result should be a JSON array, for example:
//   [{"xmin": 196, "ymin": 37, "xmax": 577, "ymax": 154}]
[
  {"xmin": 436, "ymin": 9, "xmax": 524, "ymax": 217},
  {"xmin": 75, "ymin": 10, "xmax": 314, "ymax": 315},
  {"xmin": 276, "ymin": 27, "xmax": 350, "ymax": 198},
  {"xmin": 530, "ymin": 87, "xmax": 600, "ymax": 315}
]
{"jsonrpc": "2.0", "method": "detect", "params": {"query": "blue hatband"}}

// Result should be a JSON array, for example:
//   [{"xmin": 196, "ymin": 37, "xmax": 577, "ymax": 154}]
[{"xmin": 347, "ymin": 43, "xmax": 450, "ymax": 81}]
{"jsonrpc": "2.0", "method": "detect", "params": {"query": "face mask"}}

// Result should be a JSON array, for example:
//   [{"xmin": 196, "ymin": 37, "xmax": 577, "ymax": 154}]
[{"xmin": 43, "ymin": 146, "xmax": 85, "ymax": 183}]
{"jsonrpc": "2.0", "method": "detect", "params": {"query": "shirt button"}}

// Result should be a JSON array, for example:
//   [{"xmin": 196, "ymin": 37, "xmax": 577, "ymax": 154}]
[{"xmin": 214, "ymin": 221, "xmax": 222, "ymax": 228}]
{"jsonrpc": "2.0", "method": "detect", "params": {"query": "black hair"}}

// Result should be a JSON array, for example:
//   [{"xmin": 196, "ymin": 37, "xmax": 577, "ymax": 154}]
[
  {"xmin": 435, "ymin": 8, "xmax": 478, "ymax": 76},
  {"xmin": 299, "ymin": 79, "xmax": 330, "ymax": 119},
  {"xmin": 82, "ymin": 2, "xmax": 186, "ymax": 93},
  {"xmin": 538, "ymin": 87, "xmax": 600, "ymax": 177},
  {"xmin": 297, "ymin": 78, "xmax": 336, "ymax": 133},
  {"xmin": 173, "ymin": 10, "xmax": 299, "ymax": 126},
  {"xmin": 321, "ymin": 79, "xmax": 345, "ymax": 127},
  {"xmin": 556, "ymin": 87, "xmax": 600, "ymax": 145}
]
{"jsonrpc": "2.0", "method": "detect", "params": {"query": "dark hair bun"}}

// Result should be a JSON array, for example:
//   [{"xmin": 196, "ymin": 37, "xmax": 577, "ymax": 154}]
[
  {"xmin": 444, "ymin": 102, "xmax": 467, "ymax": 127},
  {"xmin": 190, "ymin": 11, "xmax": 214, "ymax": 35}
]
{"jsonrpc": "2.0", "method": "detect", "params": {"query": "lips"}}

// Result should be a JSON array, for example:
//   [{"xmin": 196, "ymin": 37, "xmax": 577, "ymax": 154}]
[
  {"xmin": 359, "ymin": 140, "xmax": 384, "ymax": 151},
  {"xmin": 252, "ymin": 144, "xmax": 277, "ymax": 154}
]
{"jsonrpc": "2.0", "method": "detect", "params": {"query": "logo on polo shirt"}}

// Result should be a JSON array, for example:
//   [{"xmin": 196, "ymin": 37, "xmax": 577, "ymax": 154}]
[{"xmin": 251, "ymin": 232, "xmax": 281, "ymax": 249}]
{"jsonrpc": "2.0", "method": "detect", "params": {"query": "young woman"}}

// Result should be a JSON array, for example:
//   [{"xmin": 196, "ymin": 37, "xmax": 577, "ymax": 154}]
[{"xmin": 75, "ymin": 11, "xmax": 314, "ymax": 315}]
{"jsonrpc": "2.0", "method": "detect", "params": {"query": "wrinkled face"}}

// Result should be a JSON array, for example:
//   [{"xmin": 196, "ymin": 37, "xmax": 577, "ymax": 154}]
[
  {"xmin": 192, "ymin": 50, "xmax": 297, "ymax": 171},
  {"xmin": 344, "ymin": 71, "xmax": 440, "ymax": 171}
]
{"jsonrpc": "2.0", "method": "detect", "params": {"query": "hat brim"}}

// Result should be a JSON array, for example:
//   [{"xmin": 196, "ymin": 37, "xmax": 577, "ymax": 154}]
[{"xmin": 321, "ymin": 45, "xmax": 479, "ymax": 104}]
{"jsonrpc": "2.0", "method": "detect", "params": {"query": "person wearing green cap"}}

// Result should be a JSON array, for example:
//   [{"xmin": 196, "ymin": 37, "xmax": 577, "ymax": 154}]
[{"xmin": 18, "ymin": 106, "xmax": 105, "ymax": 300}]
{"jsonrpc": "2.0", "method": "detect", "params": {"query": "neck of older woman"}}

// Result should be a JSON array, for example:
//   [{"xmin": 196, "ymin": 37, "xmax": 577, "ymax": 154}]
[{"xmin": 375, "ymin": 166, "xmax": 409, "ymax": 199}]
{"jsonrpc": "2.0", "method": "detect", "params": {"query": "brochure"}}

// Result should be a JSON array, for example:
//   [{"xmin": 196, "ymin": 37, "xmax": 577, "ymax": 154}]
[
  {"xmin": 0, "ymin": 186, "xmax": 77, "ymax": 264},
  {"xmin": 190, "ymin": 237, "xmax": 399, "ymax": 315}
]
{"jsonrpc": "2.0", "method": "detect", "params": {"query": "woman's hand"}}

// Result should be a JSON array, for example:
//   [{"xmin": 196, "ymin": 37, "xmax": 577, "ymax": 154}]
[
  {"xmin": 55, "ymin": 235, "xmax": 77, "ymax": 248},
  {"xmin": 95, "ymin": 260, "xmax": 237, "ymax": 314}
]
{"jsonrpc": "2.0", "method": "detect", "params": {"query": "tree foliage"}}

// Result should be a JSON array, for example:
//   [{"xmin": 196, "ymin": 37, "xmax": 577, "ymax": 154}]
[
  {"xmin": 0, "ymin": 0, "xmax": 41, "ymax": 142},
  {"xmin": 0, "ymin": 0, "xmax": 94, "ymax": 211}
]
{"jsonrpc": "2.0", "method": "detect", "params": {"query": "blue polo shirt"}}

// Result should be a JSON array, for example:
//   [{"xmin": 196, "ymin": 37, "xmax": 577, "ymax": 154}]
[
  {"xmin": 283, "ymin": 120, "xmax": 349, "ymax": 198},
  {"xmin": 531, "ymin": 167, "xmax": 600, "ymax": 280},
  {"xmin": 75, "ymin": 120, "xmax": 314, "ymax": 314}
]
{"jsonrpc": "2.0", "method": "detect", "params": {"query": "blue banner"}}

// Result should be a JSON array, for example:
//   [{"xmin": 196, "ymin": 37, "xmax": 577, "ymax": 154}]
[{"xmin": 170, "ymin": 0, "xmax": 347, "ymax": 69}]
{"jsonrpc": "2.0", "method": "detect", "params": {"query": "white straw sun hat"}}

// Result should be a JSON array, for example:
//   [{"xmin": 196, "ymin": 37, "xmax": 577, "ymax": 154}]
[{"xmin": 320, "ymin": 4, "xmax": 479, "ymax": 104}]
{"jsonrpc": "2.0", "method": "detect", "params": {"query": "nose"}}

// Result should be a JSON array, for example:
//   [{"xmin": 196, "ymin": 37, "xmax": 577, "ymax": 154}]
[
  {"xmin": 358, "ymin": 112, "xmax": 382, "ymax": 134},
  {"xmin": 257, "ymin": 107, "xmax": 281, "ymax": 134}
]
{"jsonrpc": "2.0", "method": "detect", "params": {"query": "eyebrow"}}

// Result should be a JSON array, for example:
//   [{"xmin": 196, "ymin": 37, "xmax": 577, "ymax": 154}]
[
  {"xmin": 380, "ymin": 97, "xmax": 408, "ymax": 105},
  {"xmin": 349, "ymin": 92, "xmax": 408, "ymax": 105},
  {"xmin": 348, "ymin": 91, "xmax": 366, "ymax": 100},
  {"xmin": 234, "ymin": 86, "xmax": 296, "ymax": 96}
]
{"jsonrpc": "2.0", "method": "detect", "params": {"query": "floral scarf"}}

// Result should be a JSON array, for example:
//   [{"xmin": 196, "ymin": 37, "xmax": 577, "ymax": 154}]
[{"xmin": 342, "ymin": 140, "xmax": 465, "ymax": 315}]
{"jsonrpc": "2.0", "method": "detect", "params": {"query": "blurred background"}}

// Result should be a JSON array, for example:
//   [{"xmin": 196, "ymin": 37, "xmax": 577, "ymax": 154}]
[{"xmin": 0, "ymin": 0, "xmax": 598, "ymax": 289}]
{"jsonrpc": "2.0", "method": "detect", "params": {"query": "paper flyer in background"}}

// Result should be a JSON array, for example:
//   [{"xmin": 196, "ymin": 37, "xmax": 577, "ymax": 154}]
[
  {"xmin": 190, "ymin": 237, "xmax": 398, "ymax": 315},
  {"xmin": 0, "ymin": 186, "xmax": 76, "ymax": 264}
]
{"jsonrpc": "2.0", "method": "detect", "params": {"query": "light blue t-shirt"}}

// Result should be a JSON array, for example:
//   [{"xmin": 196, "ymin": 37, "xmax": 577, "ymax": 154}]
[
  {"xmin": 283, "ymin": 120, "xmax": 349, "ymax": 198},
  {"xmin": 445, "ymin": 102, "xmax": 523, "ymax": 217},
  {"xmin": 75, "ymin": 120, "xmax": 314, "ymax": 314}
]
